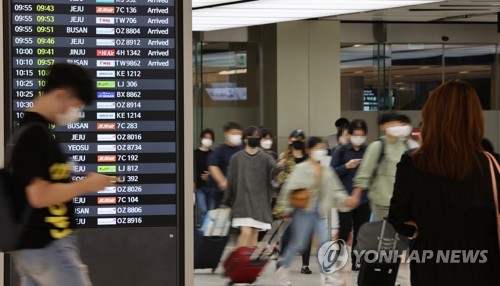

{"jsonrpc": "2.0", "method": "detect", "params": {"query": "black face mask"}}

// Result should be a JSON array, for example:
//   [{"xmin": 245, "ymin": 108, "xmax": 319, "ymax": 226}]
[
  {"xmin": 291, "ymin": 141, "xmax": 305, "ymax": 150},
  {"xmin": 247, "ymin": 137, "xmax": 260, "ymax": 148}
]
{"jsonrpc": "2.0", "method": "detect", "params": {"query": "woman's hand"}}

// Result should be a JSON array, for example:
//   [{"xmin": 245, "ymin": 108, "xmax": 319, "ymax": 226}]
[{"xmin": 404, "ymin": 220, "xmax": 419, "ymax": 239}]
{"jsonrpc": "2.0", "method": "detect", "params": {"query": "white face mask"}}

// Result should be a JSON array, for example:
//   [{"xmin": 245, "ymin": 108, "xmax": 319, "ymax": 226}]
[
  {"xmin": 201, "ymin": 138, "xmax": 213, "ymax": 148},
  {"xmin": 401, "ymin": 125, "xmax": 413, "ymax": 137},
  {"xmin": 228, "ymin": 134, "xmax": 242, "ymax": 146},
  {"xmin": 311, "ymin": 149, "xmax": 327, "ymax": 162},
  {"xmin": 260, "ymin": 139, "xmax": 273, "ymax": 150},
  {"xmin": 350, "ymin": 136, "xmax": 366, "ymax": 146},
  {"xmin": 386, "ymin": 126, "xmax": 407, "ymax": 138},
  {"xmin": 56, "ymin": 106, "xmax": 81, "ymax": 126}
]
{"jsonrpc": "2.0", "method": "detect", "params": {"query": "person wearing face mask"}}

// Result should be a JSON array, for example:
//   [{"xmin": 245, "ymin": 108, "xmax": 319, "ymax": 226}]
[
  {"xmin": 221, "ymin": 126, "xmax": 275, "ymax": 247},
  {"xmin": 9, "ymin": 63, "xmax": 116, "ymax": 286},
  {"xmin": 331, "ymin": 119, "xmax": 370, "ymax": 271},
  {"xmin": 275, "ymin": 137, "xmax": 358, "ymax": 286},
  {"xmin": 207, "ymin": 121, "xmax": 243, "ymax": 207},
  {"xmin": 325, "ymin": 118, "xmax": 350, "ymax": 152},
  {"xmin": 397, "ymin": 114, "xmax": 420, "ymax": 150},
  {"xmin": 352, "ymin": 112, "xmax": 411, "ymax": 221},
  {"xmin": 259, "ymin": 128, "xmax": 278, "ymax": 160},
  {"xmin": 194, "ymin": 128, "xmax": 216, "ymax": 226},
  {"xmin": 273, "ymin": 130, "xmax": 315, "ymax": 274}
]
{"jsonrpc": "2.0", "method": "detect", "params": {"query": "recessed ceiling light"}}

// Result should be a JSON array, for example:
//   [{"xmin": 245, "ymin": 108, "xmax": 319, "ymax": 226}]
[
  {"xmin": 354, "ymin": 70, "xmax": 364, "ymax": 74},
  {"xmin": 353, "ymin": 44, "xmax": 363, "ymax": 47},
  {"xmin": 459, "ymin": 71, "xmax": 470, "ymax": 74},
  {"xmin": 420, "ymin": 66, "xmax": 431, "ymax": 69},
  {"xmin": 394, "ymin": 75, "xmax": 404, "ymax": 78}
]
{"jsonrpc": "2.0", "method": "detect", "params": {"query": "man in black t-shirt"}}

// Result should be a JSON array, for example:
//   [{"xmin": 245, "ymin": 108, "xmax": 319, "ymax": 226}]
[
  {"xmin": 207, "ymin": 121, "xmax": 243, "ymax": 207},
  {"xmin": 11, "ymin": 64, "xmax": 115, "ymax": 286}
]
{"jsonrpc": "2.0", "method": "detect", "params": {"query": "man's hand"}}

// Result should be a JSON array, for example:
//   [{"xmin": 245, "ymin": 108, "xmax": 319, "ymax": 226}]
[
  {"xmin": 345, "ymin": 159, "xmax": 361, "ymax": 169},
  {"xmin": 201, "ymin": 171, "xmax": 210, "ymax": 181},
  {"xmin": 345, "ymin": 195, "xmax": 360, "ymax": 209},
  {"xmin": 84, "ymin": 173, "xmax": 116, "ymax": 193}
]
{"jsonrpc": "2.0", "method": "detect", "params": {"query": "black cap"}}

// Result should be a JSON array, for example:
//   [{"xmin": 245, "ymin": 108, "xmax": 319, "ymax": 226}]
[{"xmin": 289, "ymin": 129, "xmax": 306, "ymax": 139}]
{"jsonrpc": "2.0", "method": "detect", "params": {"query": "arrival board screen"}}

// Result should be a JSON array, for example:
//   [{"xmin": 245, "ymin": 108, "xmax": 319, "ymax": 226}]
[{"xmin": 7, "ymin": 0, "xmax": 178, "ymax": 228}]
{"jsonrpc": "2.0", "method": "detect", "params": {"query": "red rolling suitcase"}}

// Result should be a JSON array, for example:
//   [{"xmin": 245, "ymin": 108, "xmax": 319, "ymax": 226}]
[{"xmin": 223, "ymin": 220, "xmax": 289, "ymax": 285}]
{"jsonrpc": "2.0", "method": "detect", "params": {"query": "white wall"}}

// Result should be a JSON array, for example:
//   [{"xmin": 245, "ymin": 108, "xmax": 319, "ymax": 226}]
[
  {"xmin": 183, "ymin": 1, "xmax": 194, "ymax": 285},
  {"xmin": 276, "ymin": 20, "xmax": 341, "ymax": 149}
]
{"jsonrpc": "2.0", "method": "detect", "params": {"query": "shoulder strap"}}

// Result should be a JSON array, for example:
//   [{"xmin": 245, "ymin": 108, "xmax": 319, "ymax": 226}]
[
  {"xmin": 377, "ymin": 139, "xmax": 385, "ymax": 164},
  {"xmin": 484, "ymin": 152, "xmax": 500, "ymax": 253},
  {"xmin": 370, "ymin": 139, "xmax": 385, "ymax": 182}
]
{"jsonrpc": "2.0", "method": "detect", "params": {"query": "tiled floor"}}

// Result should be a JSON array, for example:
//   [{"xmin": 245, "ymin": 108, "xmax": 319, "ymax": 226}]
[{"xmin": 194, "ymin": 247, "xmax": 411, "ymax": 286}]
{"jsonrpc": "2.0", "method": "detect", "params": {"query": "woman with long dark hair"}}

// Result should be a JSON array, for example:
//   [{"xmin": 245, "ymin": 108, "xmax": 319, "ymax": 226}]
[{"xmin": 389, "ymin": 79, "xmax": 500, "ymax": 285}]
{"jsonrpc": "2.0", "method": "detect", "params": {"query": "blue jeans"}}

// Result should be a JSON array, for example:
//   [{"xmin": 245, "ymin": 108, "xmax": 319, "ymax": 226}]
[
  {"xmin": 280, "ymin": 209, "xmax": 328, "ymax": 268},
  {"xmin": 196, "ymin": 187, "xmax": 214, "ymax": 225},
  {"xmin": 13, "ymin": 234, "xmax": 91, "ymax": 286}
]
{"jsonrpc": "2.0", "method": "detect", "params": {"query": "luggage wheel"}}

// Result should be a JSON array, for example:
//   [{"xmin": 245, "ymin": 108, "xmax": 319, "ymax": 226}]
[{"xmin": 212, "ymin": 268, "xmax": 216, "ymax": 273}]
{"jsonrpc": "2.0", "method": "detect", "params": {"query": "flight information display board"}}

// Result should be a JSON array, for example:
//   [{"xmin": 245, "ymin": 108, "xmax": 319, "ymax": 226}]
[{"xmin": 7, "ymin": 0, "xmax": 179, "ymax": 228}]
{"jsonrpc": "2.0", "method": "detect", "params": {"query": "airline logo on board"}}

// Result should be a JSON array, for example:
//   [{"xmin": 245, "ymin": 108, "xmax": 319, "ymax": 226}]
[
  {"xmin": 96, "ymin": 17, "xmax": 115, "ymax": 24},
  {"xmin": 96, "ymin": 27, "xmax": 115, "ymax": 35},
  {"xmin": 97, "ymin": 197, "xmax": 117, "ymax": 205},
  {"xmin": 97, "ymin": 155, "xmax": 117, "ymax": 162},
  {"xmin": 96, "ymin": 39, "xmax": 115, "ymax": 46},
  {"xmin": 96, "ymin": 122, "xmax": 116, "ymax": 130},
  {"xmin": 97, "ymin": 145, "xmax": 117, "ymax": 152},
  {"xmin": 96, "ymin": 49, "xmax": 116, "ymax": 57},
  {"xmin": 97, "ymin": 218, "xmax": 116, "ymax": 225},
  {"xmin": 98, "ymin": 186, "xmax": 117, "ymax": 194},
  {"xmin": 96, "ymin": 7, "xmax": 115, "ymax": 14},
  {"xmin": 97, "ymin": 134, "xmax": 117, "ymax": 141},
  {"xmin": 97, "ymin": 60, "xmax": 116, "ymax": 67}
]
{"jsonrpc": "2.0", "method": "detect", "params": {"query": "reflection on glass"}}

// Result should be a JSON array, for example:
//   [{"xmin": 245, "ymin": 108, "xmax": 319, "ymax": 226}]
[{"xmin": 341, "ymin": 44, "xmax": 499, "ymax": 111}]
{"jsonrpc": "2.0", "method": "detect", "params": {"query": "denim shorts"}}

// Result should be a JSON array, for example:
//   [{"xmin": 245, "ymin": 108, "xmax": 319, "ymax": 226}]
[{"xmin": 13, "ymin": 234, "xmax": 91, "ymax": 286}]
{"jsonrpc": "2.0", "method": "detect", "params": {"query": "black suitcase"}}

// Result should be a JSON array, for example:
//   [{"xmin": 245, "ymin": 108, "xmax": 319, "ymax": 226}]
[
  {"xmin": 194, "ymin": 228, "xmax": 229, "ymax": 272},
  {"xmin": 194, "ymin": 209, "xmax": 230, "ymax": 272},
  {"xmin": 357, "ymin": 218, "xmax": 405, "ymax": 286}
]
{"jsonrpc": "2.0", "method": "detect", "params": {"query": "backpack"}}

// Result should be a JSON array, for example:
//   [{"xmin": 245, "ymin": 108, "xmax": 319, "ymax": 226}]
[{"xmin": 0, "ymin": 122, "xmax": 51, "ymax": 252}]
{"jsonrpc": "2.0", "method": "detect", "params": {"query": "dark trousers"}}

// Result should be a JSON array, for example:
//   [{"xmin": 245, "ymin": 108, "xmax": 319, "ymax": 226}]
[
  {"xmin": 338, "ymin": 202, "xmax": 371, "ymax": 264},
  {"xmin": 280, "ymin": 223, "xmax": 312, "ymax": 266}
]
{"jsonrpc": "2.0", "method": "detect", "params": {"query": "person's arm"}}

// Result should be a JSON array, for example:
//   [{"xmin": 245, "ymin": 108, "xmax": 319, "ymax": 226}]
[
  {"xmin": 26, "ymin": 173, "xmax": 115, "ymax": 208},
  {"xmin": 388, "ymin": 155, "xmax": 417, "ymax": 238},
  {"xmin": 331, "ymin": 147, "xmax": 349, "ymax": 176},
  {"xmin": 353, "ymin": 141, "xmax": 383, "ymax": 191},
  {"xmin": 221, "ymin": 156, "xmax": 237, "ymax": 207},
  {"xmin": 207, "ymin": 148, "xmax": 227, "ymax": 190}
]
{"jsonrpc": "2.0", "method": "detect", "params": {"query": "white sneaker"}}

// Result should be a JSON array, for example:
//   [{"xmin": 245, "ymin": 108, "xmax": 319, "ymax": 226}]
[
  {"xmin": 276, "ymin": 266, "xmax": 292, "ymax": 286},
  {"xmin": 321, "ymin": 272, "xmax": 346, "ymax": 286}
]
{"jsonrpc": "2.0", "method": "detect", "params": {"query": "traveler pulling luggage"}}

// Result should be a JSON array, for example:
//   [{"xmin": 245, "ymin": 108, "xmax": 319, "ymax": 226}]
[
  {"xmin": 223, "ymin": 220, "xmax": 289, "ymax": 285},
  {"xmin": 355, "ymin": 218, "xmax": 408, "ymax": 286},
  {"xmin": 194, "ymin": 208, "xmax": 231, "ymax": 272}
]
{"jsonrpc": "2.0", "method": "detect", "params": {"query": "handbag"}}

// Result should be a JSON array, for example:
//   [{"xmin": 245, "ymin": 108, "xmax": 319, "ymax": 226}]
[
  {"xmin": 484, "ymin": 152, "xmax": 500, "ymax": 252},
  {"xmin": 289, "ymin": 163, "xmax": 323, "ymax": 209},
  {"xmin": 289, "ymin": 189, "xmax": 310, "ymax": 209}
]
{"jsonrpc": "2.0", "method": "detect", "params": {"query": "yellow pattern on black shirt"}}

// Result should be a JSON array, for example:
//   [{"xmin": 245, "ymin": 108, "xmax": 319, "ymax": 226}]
[{"xmin": 45, "ymin": 162, "xmax": 73, "ymax": 239}]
